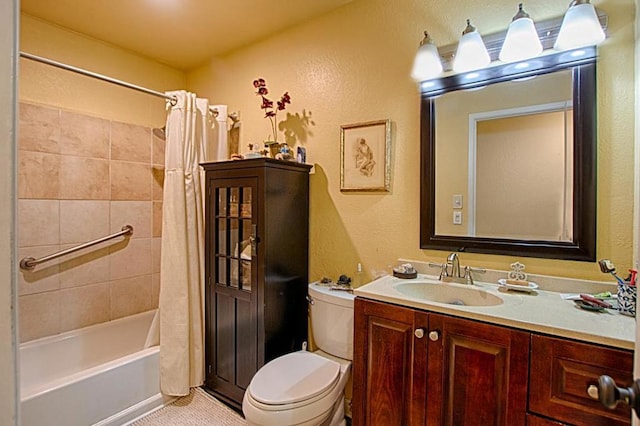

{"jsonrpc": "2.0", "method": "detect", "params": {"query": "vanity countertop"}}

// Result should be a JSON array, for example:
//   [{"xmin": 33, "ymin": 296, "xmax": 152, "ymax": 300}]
[{"xmin": 354, "ymin": 274, "xmax": 635, "ymax": 350}]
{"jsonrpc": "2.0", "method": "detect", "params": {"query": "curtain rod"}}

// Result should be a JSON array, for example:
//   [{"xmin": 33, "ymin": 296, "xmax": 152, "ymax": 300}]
[{"xmin": 20, "ymin": 51, "xmax": 177, "ymax": 105}]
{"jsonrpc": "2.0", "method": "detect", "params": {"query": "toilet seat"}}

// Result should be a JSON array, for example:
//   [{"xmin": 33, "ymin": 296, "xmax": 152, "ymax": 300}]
[{"xmin": 248, "ymin": 352, "xmax": 340, "ymax": 409}]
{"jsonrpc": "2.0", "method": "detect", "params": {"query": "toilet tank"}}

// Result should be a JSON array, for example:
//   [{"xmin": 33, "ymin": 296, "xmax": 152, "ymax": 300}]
[{"xmin": 308, "ymin": 283, "xmax": 355, "ymax": 360}]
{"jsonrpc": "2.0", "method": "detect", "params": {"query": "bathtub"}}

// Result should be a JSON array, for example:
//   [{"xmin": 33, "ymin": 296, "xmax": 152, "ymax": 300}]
[{"xmin": 20, "ymin": 310, "xmax": 170, "ymax": 426}]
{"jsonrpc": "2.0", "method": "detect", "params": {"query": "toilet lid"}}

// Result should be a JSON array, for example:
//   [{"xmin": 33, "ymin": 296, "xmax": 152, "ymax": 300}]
[{"xmin": 249, "ymin": 352, "xmax": 340, "ymax": 405}]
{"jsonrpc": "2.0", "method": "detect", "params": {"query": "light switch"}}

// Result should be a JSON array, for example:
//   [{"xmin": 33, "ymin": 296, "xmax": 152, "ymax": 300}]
[
  {"xmin": 453, "ymin": 211, "xmax": 462, "ymax": 225},
  {"xmin": 453, "ymin": 194, "xmax": 463, "ymax": 209}
]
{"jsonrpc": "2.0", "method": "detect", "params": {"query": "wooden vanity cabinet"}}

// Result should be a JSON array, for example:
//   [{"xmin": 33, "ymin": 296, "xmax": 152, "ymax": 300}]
[
  {"xmin": 352, "ymin": 298, "xmax": 529, "ymax": 426},
  {"xmin": 353, "ymin": 297, "xmax": 633, "ymax": 426},
  {"xmin": 202, "ymin": 159, "xmax": 312, "ymax": 409},
  {"xmin": 529, "ymin": 334, "xmax": 633, "ymax": 426},
  {"xmin": 352, "ymin": 298, "xmax": 428, "ymax": 426}
]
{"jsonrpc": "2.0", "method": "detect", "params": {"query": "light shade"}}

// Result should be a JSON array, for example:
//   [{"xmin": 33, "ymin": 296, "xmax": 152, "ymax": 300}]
[
  {"xmin": 453, "ymin": 20, "xmax": 491, "ymax": 73},
  {"xmin": 554, "ymin": 0, "xmax": 605, "ymax": 51},
  {"xmin": 411, "ymin": 32, "xmax": 443, "ymax": 81},
  {"xmin": 499, "ymin": 3, "xmax": 542, "ymax": 63}
]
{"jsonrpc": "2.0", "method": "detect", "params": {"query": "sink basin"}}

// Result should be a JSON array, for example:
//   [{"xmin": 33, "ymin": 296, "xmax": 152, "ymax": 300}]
[{"xmin": 394, "ymin": 281, "xmax": 504, "ymax": 307}]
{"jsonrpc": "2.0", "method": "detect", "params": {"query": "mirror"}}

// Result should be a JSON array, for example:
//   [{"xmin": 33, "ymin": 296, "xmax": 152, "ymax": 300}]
[{"xmin": 420, "ymin": 56, "xmax": 596, "ymax": 261}]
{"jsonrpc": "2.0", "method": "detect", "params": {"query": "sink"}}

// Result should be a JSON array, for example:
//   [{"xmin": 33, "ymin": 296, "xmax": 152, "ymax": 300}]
[{"xmin": 394, "ymin": 280, "xmax": 504, "ymax": 307}]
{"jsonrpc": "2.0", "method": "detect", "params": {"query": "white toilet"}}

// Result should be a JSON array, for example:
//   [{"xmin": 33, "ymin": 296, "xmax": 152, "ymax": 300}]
[{"xmin": 242, "ymin": 282, "xmax": 355, "ymax": 426}]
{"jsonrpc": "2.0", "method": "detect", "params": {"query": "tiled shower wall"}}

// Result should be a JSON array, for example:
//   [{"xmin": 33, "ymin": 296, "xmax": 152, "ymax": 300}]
[{"xmin": 18, "ymin": 102, "xmax": 164, "ymax": 342}]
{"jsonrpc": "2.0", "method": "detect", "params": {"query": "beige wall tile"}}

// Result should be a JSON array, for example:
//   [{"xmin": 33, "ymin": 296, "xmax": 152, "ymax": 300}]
[
  {"xmin": 151, "ymin": 237, "xmax": 161, "ymax": 273},
  {"xmin": 19, "ymin": 291, "xmax": 61, "ymax": 342},
  {"xmin": 153, "ymin": 201, "xmax": 163, "ymax": 237},
  {"xmin": 19, "ymin": 103, "xmax": 60, "ymax": 154},
  {"xmin": 18, "ymin": 199, "xmax": 59, "ymax": 247},
  {"xmin": 110, "ymin": 275, "xmax": 153, "ymax": 319},
  {"xmin": 59, "ymin": 282, "xmax": 110, "ymax": 332},
  {"xmin": 152, "ymin": 132, "xmax": 165, "ymax": 166},
  {"xmin": 111, "ymin": 121, "xmax": 151, "ymax": 163},
  {"xmin": 58, "ymin": 244, "xmax": 111, "ymax": 288},
  {"xmin": 109, "ymin": 237, "xmax": 152, "ymax": 281},
  {"xmin": 152, "ymin": 166, "xmax": 164, "ymax": 201},
  {"xmin": 151, "ymin": 272, "xmax": 160, "ymax": 309},
  {"xmin": 18, "ymin": 245, "xmax": 61, "ymax": 296},
  {"xmin": 110, "ymin": 201, "xmax": 152, "ymax": 238},
  {"xmin": 18, "ymin": 150, "xmax": 60, "ymax": 199},
  {"xmin": 111, "ymin": 161, "xmax": 152, "ymax": 201},
  {"xmin": 60, "ymin": 200, "xmax": 110, "ymax": 244},
  {"xmin": 59, "ymin": 155, "xmax": 110, "ymax": 200},
  {"xmin": 60, "ymin": 110, "xmax": 110, "ymax": 159}
]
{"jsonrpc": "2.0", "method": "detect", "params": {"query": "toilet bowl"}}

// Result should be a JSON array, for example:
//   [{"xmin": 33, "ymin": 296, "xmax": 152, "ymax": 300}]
[{"xmin": 242, "ymin": 282, "xmax": 355, "ymax": 426}]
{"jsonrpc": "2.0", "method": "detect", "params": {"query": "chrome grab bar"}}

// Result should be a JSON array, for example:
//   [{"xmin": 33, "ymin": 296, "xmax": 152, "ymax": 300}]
[{"xmin": 20, "ymin": 225, "xmax": 134, "ymax": 270}]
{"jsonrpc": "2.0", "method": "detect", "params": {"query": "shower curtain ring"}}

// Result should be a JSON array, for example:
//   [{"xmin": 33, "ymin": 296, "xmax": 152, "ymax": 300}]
[{"xmin": 169, "ymin": 96, "xmax": 178, "ymax": 106}]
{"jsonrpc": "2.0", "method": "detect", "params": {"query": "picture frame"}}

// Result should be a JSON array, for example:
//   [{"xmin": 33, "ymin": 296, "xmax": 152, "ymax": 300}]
[{"xmin": 340, "ymin": 119, "xmax": 391, "ymax": 192}]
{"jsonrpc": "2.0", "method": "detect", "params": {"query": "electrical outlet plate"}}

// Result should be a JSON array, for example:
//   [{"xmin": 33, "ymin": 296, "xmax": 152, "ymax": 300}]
[{"xmin": 453, "ymin": 211, "xmax": 462, "ymax": 225}]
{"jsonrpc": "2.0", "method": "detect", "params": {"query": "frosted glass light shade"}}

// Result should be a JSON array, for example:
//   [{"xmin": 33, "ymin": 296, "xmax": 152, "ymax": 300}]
[
  {"xmin": 499, "ymin": 17, "xmax": 542, "ymax": 62},
  {"xmin": 554, "ymin": 1, "xmax": 605, "ymax": 51},
  {"xmin": 452, "ymin": 27, "xmax": 490, "ymax": 73},
  {"xmin": 411, "ymin": 39, "xmax": 443, "ymax": 81}
]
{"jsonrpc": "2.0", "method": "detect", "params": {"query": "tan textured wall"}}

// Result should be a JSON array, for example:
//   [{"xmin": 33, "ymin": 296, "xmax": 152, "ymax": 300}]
[
  {"xmin": 1, "ymin": 0, "xmax": 18, "ymax": 423},
  {"xmin": 188, "ymin": 0, "xmax": 637, "ymax": 282}
]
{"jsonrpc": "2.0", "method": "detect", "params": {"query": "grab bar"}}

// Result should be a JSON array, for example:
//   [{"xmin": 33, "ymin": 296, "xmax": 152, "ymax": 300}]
[{"xmin": 20, "ymin": 225, "xmax": 134, "ymax": 270}]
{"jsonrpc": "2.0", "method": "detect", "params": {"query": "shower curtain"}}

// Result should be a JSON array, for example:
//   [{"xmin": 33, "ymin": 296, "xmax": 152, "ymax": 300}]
[{"xmin": 158, "ymin": 91, "xmax": 216, "ymax": 396}]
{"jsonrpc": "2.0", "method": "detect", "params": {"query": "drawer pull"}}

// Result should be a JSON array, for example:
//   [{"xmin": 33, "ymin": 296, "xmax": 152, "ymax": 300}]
[
  {"xmin": 414, "ymin": 328, "xmax": 425, "ymax": 339},
  {"xmin": 587, "ymin": 384, "xmax": 599, "ymax": 400},
  {"xmin": 595, "ymin": 375, "xmax": 640, "ymax": 416},
  {"xmin": 428, "ymin": 330, "xmax": 440, "ymax": 341}
]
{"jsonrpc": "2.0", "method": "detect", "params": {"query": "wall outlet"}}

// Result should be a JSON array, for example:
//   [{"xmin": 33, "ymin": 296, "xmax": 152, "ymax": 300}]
[{"xmin": 453, "ymin": 211, "xmax": 463, "ymax": 225}]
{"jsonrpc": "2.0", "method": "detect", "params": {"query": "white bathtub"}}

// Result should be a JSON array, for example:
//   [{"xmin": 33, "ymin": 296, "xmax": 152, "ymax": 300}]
[{"xmin": 20, "ymin": 310, "xmax": 170, "ymax": 426}]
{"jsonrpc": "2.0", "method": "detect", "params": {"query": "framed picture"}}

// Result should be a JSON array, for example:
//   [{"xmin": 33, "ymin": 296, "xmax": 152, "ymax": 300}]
[{"xmin": 340, "ymin": 119, "xmax": 391, "ymax": 192}]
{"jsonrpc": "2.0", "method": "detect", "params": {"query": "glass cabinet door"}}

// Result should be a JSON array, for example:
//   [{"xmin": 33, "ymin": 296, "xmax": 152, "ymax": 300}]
[{"xmin": 214, "ymin": 179, "xmax": 255, "ymax": 293}]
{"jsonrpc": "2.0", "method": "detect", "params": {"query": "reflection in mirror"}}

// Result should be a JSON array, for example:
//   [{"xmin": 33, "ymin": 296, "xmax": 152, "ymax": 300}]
[
  {"xmin": 435, "ymin": 71, "xmax": 574, "ymax": 241},
  {"xmin": 420, "ymin": 57, "xmax": 596, "ymax": 261}
]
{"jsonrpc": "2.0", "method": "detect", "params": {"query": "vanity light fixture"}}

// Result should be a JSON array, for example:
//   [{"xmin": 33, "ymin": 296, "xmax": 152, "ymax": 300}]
[
  {"xmin": 554, "ymin": 0, "xmax": 605, "ymax": 51},
  {"xmin": 411, "ymin": 31, "xmax": 444, "ymax": 82},
  {"xmin": 499, "ymin": 3, "xmax": 542, "ymax": 63},
  {"xmin": 452, "ymin": 19, "xmax": 491, "ymax": 73}
]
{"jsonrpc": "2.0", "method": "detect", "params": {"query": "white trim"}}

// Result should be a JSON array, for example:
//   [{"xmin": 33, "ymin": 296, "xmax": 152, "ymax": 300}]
[{"xmin": 467, "ymin": 101, "xmax": 573, "ymax": 238}]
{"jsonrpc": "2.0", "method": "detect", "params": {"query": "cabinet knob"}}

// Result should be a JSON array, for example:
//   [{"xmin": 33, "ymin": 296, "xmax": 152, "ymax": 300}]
[
  {"xmin": 414, "ymin": 328, "xmax": 425, "ymax": 339},
  {"xmin": 595, "ymin": 375, "xmax": 640, "ymax": 417},
  {"xmin": 428, "ymin": 330, "xmax": 440, "ymax": 341},
  {"xmin": 587, "ymin": 384, "xmax": 599, "ymax": 400}
]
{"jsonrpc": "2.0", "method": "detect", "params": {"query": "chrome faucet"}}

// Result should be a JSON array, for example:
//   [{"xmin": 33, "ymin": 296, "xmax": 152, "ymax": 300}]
[
  {"xmin": 446, "ymin": 253, "xmax": 462, "ymax": 279},
  {"xmin": 429, "ymin": 253, "xmax": 486, "ymax": 285}
]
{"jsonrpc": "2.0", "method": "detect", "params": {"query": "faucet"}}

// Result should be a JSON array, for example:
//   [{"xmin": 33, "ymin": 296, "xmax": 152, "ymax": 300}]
[
  {"xmin": 429, "ymin": 253, "xmax": 486, "ymax": 285},
  {"xmin": 446, "ymin": 253, "xmax": 462, "ymax": 279}
]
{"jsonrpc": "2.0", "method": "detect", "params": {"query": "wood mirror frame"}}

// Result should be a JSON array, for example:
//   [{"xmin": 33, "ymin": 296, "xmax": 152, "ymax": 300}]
[{"xmin": 419, "ymin": 55, "xmax": 597, "ymax": 261}]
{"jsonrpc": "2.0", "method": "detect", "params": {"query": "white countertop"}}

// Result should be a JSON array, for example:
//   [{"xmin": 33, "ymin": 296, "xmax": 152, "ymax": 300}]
[{"xmin": 354, "ymin": 274, "xmax": 636, "ymax": 350}]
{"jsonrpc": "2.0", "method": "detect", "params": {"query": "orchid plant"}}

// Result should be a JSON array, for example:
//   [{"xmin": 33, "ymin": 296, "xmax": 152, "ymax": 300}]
[{"xmin": 253, "ymin": 78, "xmax": 291, "ymax": 145}]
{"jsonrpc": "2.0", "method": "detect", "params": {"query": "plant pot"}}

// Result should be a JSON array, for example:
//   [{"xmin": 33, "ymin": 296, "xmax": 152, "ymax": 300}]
[{"xmin": 264, "ymin": 141, "xmax": 282, "ymax": 158}]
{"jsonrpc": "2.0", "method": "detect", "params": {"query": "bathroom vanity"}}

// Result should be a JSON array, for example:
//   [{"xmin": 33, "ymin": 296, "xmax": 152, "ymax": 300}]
[
  {"xmin": 201, "ymin": 158, "xmax": 312, "ymax": 409},
  {"xmin": 352, "ymin": 274, "xmax": 634, "ymax": 426}
]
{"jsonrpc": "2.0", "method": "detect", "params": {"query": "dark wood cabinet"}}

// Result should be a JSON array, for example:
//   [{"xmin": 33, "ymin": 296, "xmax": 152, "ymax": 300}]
[
  {"xmin": 427, "ymin": 313, "xmax": 529, "ymax": 426},
  {"xmin": 529, "ymin": 334, "xmax": 633, "ymax": 426},
  {"xmin": 354, "ymin": 298, "xmax": 632, "ymax": 426},
  {"xmin": 353, "ymin": 298, "xmax": 528, "ymax": 426},
  {"xmin": 202, "ymin": 158, "xmax": 311, "ymax": 409},
  {"xmin": 352, "ymin": 298, "xmax": 428, "ymax": 426}
]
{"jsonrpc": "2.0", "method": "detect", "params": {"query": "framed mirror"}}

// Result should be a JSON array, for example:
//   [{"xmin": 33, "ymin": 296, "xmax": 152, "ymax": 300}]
[{"xmin": 420, "ymin": 54, "xmax": 596, "ymax": 261}]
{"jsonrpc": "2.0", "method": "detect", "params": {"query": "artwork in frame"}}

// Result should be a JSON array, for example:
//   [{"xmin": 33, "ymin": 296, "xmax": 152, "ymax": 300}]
[{"xmin": 340, "ymin": 119, "xmax": 391, "ymax": 192}]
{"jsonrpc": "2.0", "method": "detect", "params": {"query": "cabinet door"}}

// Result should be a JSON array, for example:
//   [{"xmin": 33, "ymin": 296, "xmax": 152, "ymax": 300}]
[
  {"xmin": 427, "ymin": 313, "xmax": 529, "ymax": 426},
  {"xmin": 205, "ymin": 177, "xmax": 258, "ymax": 406},
  {"xmin": 529, "ymin": 334, "xmax": 632, "ymax": 426},
  {"xmin": 352, "ymin": 298, "xmax": 428, "ymax": 426}
]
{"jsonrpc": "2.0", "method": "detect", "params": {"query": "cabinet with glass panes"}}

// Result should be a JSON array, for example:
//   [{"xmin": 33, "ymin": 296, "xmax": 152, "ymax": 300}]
[{"xmin": 202, "ymin": 158, "xmax": 312, "ymax": 410}]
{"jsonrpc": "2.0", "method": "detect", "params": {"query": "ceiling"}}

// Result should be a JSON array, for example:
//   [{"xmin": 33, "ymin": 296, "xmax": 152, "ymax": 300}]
[{"xmin": 21, "ymin": 0, "xmax": 352, "ymax": 70}]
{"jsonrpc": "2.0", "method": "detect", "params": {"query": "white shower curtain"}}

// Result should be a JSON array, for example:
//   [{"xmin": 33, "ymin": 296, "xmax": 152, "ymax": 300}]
[{"xmin": 159, "ymin": 91, "xmax": 213, "ymax": 396}]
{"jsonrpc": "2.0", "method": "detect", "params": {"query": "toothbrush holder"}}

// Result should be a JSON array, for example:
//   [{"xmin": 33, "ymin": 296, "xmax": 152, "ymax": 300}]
[{"xmin": 617, "ymin": 282, "xmax": 636, "ymax": 317}]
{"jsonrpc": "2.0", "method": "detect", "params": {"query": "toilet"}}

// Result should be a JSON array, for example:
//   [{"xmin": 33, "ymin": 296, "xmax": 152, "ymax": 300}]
[{"xmin": 242, "ymin": 282, "xmax": 355, "ymax": 426}]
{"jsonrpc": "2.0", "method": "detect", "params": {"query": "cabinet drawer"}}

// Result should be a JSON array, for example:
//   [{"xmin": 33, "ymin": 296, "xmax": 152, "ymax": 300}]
[{"xmin": 529, "ymin": 334, "xmax": 632, "ymax": 426}]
